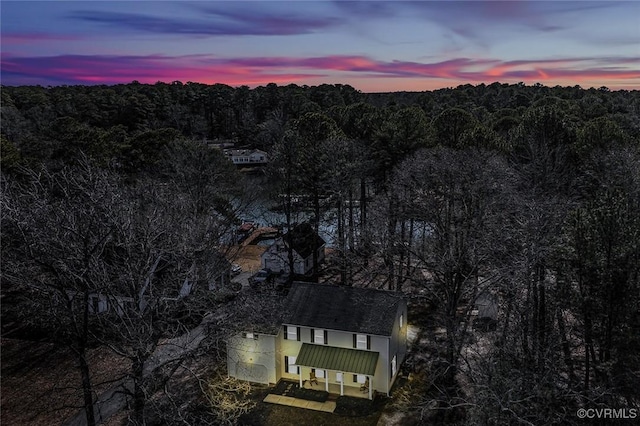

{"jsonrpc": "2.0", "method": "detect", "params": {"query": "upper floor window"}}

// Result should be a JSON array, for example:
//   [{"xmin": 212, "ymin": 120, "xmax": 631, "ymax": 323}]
[
  {"xmin": 354, "ymin": 334, "xmax": 371, "ymax": 350},
  {"xmin": 311, "ymin": 329, "xmax": 328, "ymax": 345},
  {"xmin": 284, "ymin": 325, "xmax": 300, "ymax": 341}
]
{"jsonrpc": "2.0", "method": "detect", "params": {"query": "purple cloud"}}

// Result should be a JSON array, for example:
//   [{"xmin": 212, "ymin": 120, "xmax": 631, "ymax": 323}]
[
  {"xmin": 69, "ymin": 6, "xmax": 340, "ymax": 37},
  {"xmin": 194, "ymin": 3, "xmax": 342, "ymax": 35},
  {"xmin": 1, "ymin": 32, "xmax": 80, "ymax": 44}
]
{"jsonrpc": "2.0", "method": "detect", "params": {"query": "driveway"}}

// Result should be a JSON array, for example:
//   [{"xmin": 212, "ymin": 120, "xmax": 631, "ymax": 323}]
[{"xmin": 233, "ymin": 271, "xmax": 254, "ymax": 288}]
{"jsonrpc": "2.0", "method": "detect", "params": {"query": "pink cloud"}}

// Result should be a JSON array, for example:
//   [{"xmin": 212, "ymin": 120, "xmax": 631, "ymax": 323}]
[
  {"xmin": 0, "ymin": 54, "xmax": 320, "ymax": 86},
  {"xmin": 1, "ymin": 53, "xmax": 638, "ymax": 90}
]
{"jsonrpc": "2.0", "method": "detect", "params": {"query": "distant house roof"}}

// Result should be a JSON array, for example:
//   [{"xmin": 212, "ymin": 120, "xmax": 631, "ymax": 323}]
[
  {"xmin": 284, "ymin": 282, "xmax": 404, "ymax": 336},
  {"xmin": 284, "ymin": 223, "xmax": 325, "ymax": 259},
  {"xmin": 225, "ymin": 149, "xmax": 267, "ymax": 157}
]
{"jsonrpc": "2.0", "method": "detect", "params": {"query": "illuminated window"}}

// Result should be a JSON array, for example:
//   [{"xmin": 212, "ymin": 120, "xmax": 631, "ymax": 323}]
[
  {"xmin": 391, "ymin": 354, "xmax": 397, "ymax": 377},
  {"xmin": 284, "ymin": 325, "xmax": 300, "ymax": 341},
  {"xmin": 336, "ymin": 372, "xmax": 343, "ymax": 382},
  {"xmin": 354, "ymin": 334, "xmax": 370, "ymax": 350},
  {"xmin": 312, "ymin": 329, "xmax": 327, "ymax": 344},
  {"xmin": 353, "ymin": 374, "xmax": 366, "ymax": 384},
  {"xmin": 285, "ymin": 355, "xmax": 299, "ymax": 374}
]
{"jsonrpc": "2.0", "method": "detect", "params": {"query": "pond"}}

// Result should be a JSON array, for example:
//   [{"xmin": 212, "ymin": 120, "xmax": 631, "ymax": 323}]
[{"xmin": 232, "ymin": 175, "xmax": 353, "ymax": 248}]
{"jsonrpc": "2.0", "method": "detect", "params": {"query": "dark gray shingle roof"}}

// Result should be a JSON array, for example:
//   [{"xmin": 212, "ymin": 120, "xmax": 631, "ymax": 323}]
[
  {"xmin": 284, "ymin": 282, "xmax": 404, "ymax": 336},
  {"xmin": 284, "ymin": 223, "xmax": 325, "ymax": 259}
]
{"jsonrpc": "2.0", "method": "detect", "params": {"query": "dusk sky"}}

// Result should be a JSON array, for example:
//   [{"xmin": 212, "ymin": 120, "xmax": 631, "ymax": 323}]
[{"xmin": 1, "ymin": 1, "xmax": 639, "ymax": 92}]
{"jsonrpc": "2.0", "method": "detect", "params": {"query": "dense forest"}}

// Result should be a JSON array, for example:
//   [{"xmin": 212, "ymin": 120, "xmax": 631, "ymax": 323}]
[{"xmin": 1, "ymin": 81, "xmax": 639, "ymax": 425}]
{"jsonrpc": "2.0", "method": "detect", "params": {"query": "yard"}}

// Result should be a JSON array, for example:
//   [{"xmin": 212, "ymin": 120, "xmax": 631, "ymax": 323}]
[
  {"xmin": 1, "ymin": 250, "xmax": 432, "ymax": 426},
  {"xmin": 238, "ymin": 383, "xmax": 388, "ymax": 426},
  {"xmin": 0, "ymin": 338, "xmax": 130, "ymax": 426},
  {"xmin": 227, "ymin": 244, "xmax": 267, "ymax": 273}
]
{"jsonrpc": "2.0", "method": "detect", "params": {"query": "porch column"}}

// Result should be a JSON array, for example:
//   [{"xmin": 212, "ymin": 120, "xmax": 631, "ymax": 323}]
[
  {"xmin": 340, "ymin": 372, "xmax": 344, "ymax": 396},
  {"xmin": 299, "ymin": 367, "xmax": 303, "ymax": 388},
  {"xmin": 368, "ymin": 375, "xmax": 372, "ymax": 400},
  {"xmin": 325, "ymin": 372, "xmax": 329, "ymax": 392}
]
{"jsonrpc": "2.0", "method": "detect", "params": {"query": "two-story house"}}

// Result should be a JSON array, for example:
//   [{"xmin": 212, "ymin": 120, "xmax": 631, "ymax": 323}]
[
  {"xmin": 260, "ymin": 223, "xmax": 325, "ymax": 276},
  {"xmin": 227, "ymin": 282, "xmax": 407, "ymax": 399}
]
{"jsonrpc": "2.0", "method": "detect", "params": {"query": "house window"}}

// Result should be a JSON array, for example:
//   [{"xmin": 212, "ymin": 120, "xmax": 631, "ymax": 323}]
[
  {"xmin": 354, "ymin": 334, "xmax": 370, "ymax": 350},
  {"xmin": 284, "ymin": 325, "xmax": 300, "ymax": 341},
  {"xmin": 399, "ymin": 314, "xmax": 404, "ymax": 329},
  {"xmin": 311, "ymin": 329, "xmax": 327, "ymax": 345},
  {"xmin": 242, "ymin": 332, "xmax": 257, "ymax": 340},
  {"xmin": 312, "ymin": 368, "xmax": 325, "ymax": 378},
  {"xmin": 391, "ymin": 354, "xmax": 397, "ymax": 378},
  {"xmin": 353, "ymin": 374, "xmax": 366, "ymax": 384},
  {"xmin": 285, "ymin": 355, "xmax": 299, "ymax": 374},
  {"xmin": 336, "ymin": 372, "xmax": 343, "ymax": 382}
]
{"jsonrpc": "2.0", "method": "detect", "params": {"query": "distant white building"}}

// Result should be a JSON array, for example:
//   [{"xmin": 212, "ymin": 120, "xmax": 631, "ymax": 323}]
[
  {"xmin": 224, "ymin": 149, "xmax": 268, "ymax": 165},
  {"xmin": 77, "ymin": 253, "xmax": 231, "ymax": 316}
]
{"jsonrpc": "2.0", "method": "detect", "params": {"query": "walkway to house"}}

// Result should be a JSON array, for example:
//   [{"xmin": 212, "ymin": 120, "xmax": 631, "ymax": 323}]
[{"xmin": 262, "ymin": 394, "xmax": 336, "ymax": 413}]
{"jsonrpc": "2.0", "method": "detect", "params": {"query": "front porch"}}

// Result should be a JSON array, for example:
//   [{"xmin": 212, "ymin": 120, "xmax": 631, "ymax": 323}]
[
  {"xmin": 301, "ymin": 378, "xmax": 374, "ymax": 399},
  {"xmin": 293, "ymin": 343, "xmax": 379, "ymax": 400},
  {"xmin": 264, "ymin": 379, "xmax": 381, "ymax": 415}
]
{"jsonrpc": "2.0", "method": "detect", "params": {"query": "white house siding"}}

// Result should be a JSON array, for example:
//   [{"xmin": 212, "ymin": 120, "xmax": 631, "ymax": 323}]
[
  {"xmin": 388, "ymin": 300, "xmax": 408, "ymax": 391},
  {"xmin": 369, "ymin": 334, "xmax": 390, "ymax": 395},
  {"xmin": 261, "ymin": 245, "xmax": 306, "ymax": 275},
  {"xmin": 278, "ymin": 324, "xmax": 392, "ymax": 394},
  {"xmin": 261, "ymin": 239, "xmax": 325, "ymax": 276},
  {"xmin": 227, "ymin": 333, "xmax": 277, "ymax": 384},
  {"xmin": 248, "ymin": 152, "xmax": 267, "ymax": 163},
  {"xmin": 324, "ymin": 328, "xmax": 390, "ymax": 395},
  {"xmin": 279, "ymin": 327, "xmax": 303, "ymax": 380}
]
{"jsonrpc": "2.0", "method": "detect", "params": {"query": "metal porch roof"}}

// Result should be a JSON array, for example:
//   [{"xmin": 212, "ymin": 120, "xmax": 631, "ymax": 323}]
[{"xmin": 295, "ymin": 343, "xmax": 379, "ymax": 376}]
